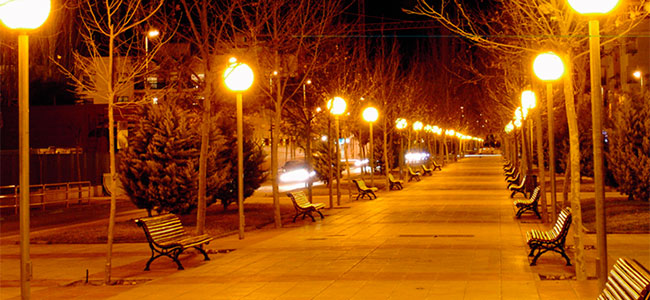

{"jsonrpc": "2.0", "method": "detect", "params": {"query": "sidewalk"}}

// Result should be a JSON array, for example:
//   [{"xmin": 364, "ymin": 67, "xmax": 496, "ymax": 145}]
[{"xmin": 1, "ymin": 156, "xmax": 648, "ymax": 299}]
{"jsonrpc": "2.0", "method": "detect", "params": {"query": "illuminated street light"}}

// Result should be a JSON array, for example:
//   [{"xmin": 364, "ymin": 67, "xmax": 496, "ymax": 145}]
[
  {"xmin": 0, "ymin": 0, "xmax": 51, "ymax": 297},
  {"xmin": 534, "ymin": 51, "xmax": 564, "ymax": 224},
  {"xmin": 568, "ymin": 0, "xmax": 619, "ymax": 284},
  {"xmin": 362, "ymin": 107, "xmax": 378, "ymax": 186},
  {"xmin": 328, "ymin": 97, "xmax": 346, "ymax": 205},
  {"xmin": 521, "ymin": 90, "xmax": 536, "ymax": 111},
  {"xmin": 224, "ymin": 58, "xmax": 254, "ymax": 240},
  {"xmin": 633, "ymin": 70, "xmax": 644, "ymax": 88},
  {"xmin": 145, "ymin": 29, "xmax": 160, "ymax": 103},
  {"xmin": 533, "ymin": 52, "xmax": 565, "ymax": 81}
]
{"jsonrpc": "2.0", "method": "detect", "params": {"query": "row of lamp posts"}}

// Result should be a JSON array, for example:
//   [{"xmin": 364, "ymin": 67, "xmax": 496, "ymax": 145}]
[{"xmin": 503, "ymin": 0, "xmax": 618, "ymax": 286}]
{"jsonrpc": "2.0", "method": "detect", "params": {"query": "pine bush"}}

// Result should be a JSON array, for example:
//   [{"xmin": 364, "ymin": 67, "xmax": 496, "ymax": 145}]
[{"xmin": 607, "ymin": 91, "xmax": 650, "ymax": 201}]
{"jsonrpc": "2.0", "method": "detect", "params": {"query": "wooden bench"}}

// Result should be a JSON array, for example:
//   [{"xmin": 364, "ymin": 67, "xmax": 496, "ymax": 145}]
[
  {"xmin": 287, "ymin": 191, "xmax": 325, "ymax": 222},
  {"xmin": 407, "ymin": 167, "xmax": 421, "ymax": 182},
  {"xmin": 509, "ymin": 175, "xmax": 527, "ymax": 198},
  {"xmin": 505, "ymin": 167, "xmax": 518, "ymax": 178},
  {"xmin": 431, "ymin": 160, "xmax": 442, "ymax": 171},
  {"xmin": 135, "ymin": 214, "xmax": 213, "ymax": 270},
  {"xmin": 598, "ymin": 257, "xmax": 650, "ymax": 300},
  {"xmin": 526, "ymin": 207, "xmax": 572, "ymax": 266},
  {"xmin": 352, "ymin": 179, "xmax": 378, "ymax": 200},
  {"xmin": 421, "ymin": 165, "xmax": 433, "ymax": 176},
  {"xmin": 388, "ymin": 173, "xmax": 403, "ymax": 190},
  {"xmin": 514, "ymin": 186, "xmax": 541, "ymax": 219}
]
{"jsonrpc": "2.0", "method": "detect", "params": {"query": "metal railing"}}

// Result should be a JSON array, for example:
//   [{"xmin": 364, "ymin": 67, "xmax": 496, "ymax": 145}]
[{"xmin": 0, "ymin": 181, "xmax": 92, "ymax": 214}]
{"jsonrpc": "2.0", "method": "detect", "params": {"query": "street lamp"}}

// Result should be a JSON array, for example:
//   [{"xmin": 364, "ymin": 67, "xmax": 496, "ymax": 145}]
[
  {"xmin": 145, "ymin": 29, "xmax": 159, "ymax": 103},
  {"xmin": 362, "ymin": 107, "xmax": 378, "ymax": 187},
  {"xmin": 327, "ymin": 96, "xmax": 346, "ymax": 205},
  {"xmin": 413, "ymin": 121, "xmax": 423, "ymax": 151},
  {"xmin": 568, "ymin": 0, "xmax": 618, "ymax": 285},
  {"xmin": 633, "ymin": 70, "xmax": 644, "ymax": 88},
  {"xmin": 534, "ymin": 51, "xmax": 564, "ymax": 223},
  {"xmin": 396, "ymin": 118, "xmax": 408, "ymax": 179},
  {"xmin": 0, "ymin": 0, "xmax": 51, "ymax": 297},
  {"xmin": 223, "ymin": 58, "xmax": 254, "ymax": 240}
]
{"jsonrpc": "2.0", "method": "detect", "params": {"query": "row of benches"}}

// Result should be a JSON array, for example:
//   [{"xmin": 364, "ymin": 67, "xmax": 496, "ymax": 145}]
[{"xmin": 503, "ymin": 160, "xmax": 650, "ymax": 300}]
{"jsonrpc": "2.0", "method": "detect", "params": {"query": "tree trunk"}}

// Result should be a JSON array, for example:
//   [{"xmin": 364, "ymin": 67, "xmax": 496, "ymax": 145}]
[
  {"xmin": 196, "ymin": 54, "xmax": 211, "ymax": 236},
  {"xmin": 563, "ymin": 53, "xmax": 587, "ymax": 281},
  {"xmin": 383, "ymin": 119, "xmax": 390, "ymax": 190},
  {"xmin": 272, "ymin": 102, "xmax": 282, "ymax": 228},
  {"xmin": 104, "ymin": 30, "xmax": 116, "ymax": 285}
]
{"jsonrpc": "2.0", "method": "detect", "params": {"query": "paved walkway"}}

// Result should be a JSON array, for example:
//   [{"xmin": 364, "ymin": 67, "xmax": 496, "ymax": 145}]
[{"xmin": 1, "ymin": 156, "xmax": 648, "ymax": 299}]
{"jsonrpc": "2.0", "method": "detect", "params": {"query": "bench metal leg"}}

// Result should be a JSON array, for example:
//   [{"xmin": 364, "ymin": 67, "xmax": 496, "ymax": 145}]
[
  {"xmin": 316, "ymin": 210, "xmax": 324, "ymax": 219},
  {"xmin": 194, "ymin": 245, "xmax": 211, "ymax": 261}
]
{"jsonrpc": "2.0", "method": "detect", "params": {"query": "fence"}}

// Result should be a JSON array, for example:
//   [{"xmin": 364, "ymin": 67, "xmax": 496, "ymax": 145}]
[{"xmin": 0, "ymin": 181, "xmax": 92, "ymax": 214}]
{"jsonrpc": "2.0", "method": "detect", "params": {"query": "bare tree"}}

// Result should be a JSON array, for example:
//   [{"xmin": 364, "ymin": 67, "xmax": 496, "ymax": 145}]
[{"xmin": 54, "ymin": 0, "xmax": 164, "ymax": 283}]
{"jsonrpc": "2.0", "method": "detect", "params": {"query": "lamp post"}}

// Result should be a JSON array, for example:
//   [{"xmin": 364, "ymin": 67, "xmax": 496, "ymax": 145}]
[
  {"xmin": 396, "ymin": 118, "xmax": 407, "ymax": 179},
  {"xmin": 568, "ymin": 0, "xmax": 618, "ymax": 286},
  {"xmin": 224, "ymin": 58, "xmax": 254, "ymax": 240},
  {"xmin": 413, "ymin": 121, "xmax": 423, "ymax": 152},
  {"xmin": 0, "ymin": 0, "xmax": 51, "ymax": 298},
  {"xmin": 514, "ymin": 107, "xmax": 526, "ymax": 174},
  {"xmin": 303, "ymin": 79, "xmax": 314, "ymax": 202},
  {"xmin": 534, "ymin": 52, "xmax": 565, "ymax": 223},
  {"xmin": 633, "ymin": 70, "xmax": 644, "ymax": 88},
  {"xmin": 144, "ymin": 29, "xmax": 159, "ymax": 103},
  {"xmin": 522, "ymin": 90, "xmax": 546, "ymax": 221},
  {"xmin": 328, "ymin": 97, "xmax": 346, "ymax": 205},
  {"xmin": 363, "ymin": 107, "xmax": 378, "ymax": 187}
]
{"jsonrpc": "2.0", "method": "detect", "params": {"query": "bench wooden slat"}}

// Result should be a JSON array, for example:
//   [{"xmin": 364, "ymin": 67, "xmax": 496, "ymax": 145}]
[{"xmin": 599, "ymin": 257, "xmax": 650, "ymax": 300}]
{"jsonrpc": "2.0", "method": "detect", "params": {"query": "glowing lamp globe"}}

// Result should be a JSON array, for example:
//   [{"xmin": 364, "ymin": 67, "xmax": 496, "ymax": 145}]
[
  {"xmin": 514, "ymin": 119, "xmax": 522, "ymax": 128},
  {"xmin": 568, "ymin": 0, "xmax": 619, "ymax": 14},
  {"xmin": 521, "ymin": 90, "xmax": 536, "ymax": 110},
  {"xmin": 362, "ymin": 107, "xmax": 378, "ymax": 123},
  {"xmin": 327, "ymin": 97, "xmax": 347, "ymax": 116},
  {"xmin": 633, "ymin": 70, "xmax": 642, "ymax": 79},
  {"xmin": 533, "ymin": 52, "xmax": 564, "ymax": 81},
  {"xmin": 395, "ymin": 118, "xmax": 408, "ymax": 130},
  {"xmin": 514, "ymin": 107, "xmax": 523, "ymax": 121},
  {"xmin": 413, "ymin": 121, "xmax": 423, "ymax": 131},
  {"xmin": 223, "ymin": 61, "xmax": 254, "ymax": 92},
  {"xmin": 0, "ymin": 0, "xmax": 51, "ymax": 29}
]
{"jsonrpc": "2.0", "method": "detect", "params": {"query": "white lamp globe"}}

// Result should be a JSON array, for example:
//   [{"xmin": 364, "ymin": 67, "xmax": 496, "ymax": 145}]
[
  {"xmin": 395, "ymin": 118, "xmax": 407, "ymax": 130},
  {"xmin": 0, "ymin": 0, "xmax": 51, "ymax": 30},
  {"xmin": 534, "ymin": 52, "xmax": 565, "ymax": 81},
  {"xmin": 223, "ymin": 61, "xmax": 254, "ymax": 92},
  {"xmin": 567, "ymin": 0, "xmax": 619, "ymax": 14},
  {"xmin": 521, "ymin": 90, "xmax": 537, "ymax": 110},
  {"xmin": 327, "ymin": 97, "xmax": 347, "ymax": 116},
  {"xmin": 362, "ymin": 107, "xmax": 378, "ymax": 123}
]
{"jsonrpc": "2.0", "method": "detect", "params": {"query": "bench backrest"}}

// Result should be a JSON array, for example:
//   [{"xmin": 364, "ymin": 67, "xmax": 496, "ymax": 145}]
[
  {"xmin": 135, "ymin": 214, "xmax": 187, "ymax": 246},
  {"xmin": 422, "ymin": 165, "xmax": 431, "ymax": 171},
  {"xmin": 599, "ymin": 257, "xmax": 650, "ymax": 300},
  {"xmin": 408, "ymin": 167, "xmax": 417, "ymax": 175},
  {"xmin": 549, "ymin": 207, "xmax": 572, "ymax": 242},
  {"xmin": 388, "ymin": 173, "xmax": 398, "ymax": 182},
  {"xmin": 529, "ymin": 186, "xmax": 540, "ymax": 203},
  {"xmin": 287, "ymin": 191, "xmax": 310, "ymax": 209},
  {"xmin": 353, "ymin": 179, "xmax": 369, "ymax": 190}
]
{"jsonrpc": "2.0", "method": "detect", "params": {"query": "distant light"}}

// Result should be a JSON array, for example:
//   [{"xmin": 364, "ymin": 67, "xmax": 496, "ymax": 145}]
[
  {"xmin": 521, "ymin": 90, "xmax": 536, "ymax": 110},
  {"xmin": 321, "ymin": 135, "xmax": 328, "ymax": 142},
  {"xmin": 152, "ymin": 97, "xmax": 158, "ymax": 104},
  {"xmin": 633, "ymin": 70, "xmax": 642, "ymax": 79},
  {"xmin": 396, "ymin": 118, "xmax": 408, "ymax": 130},
  {"xmin": 362, "ymin": 107, "xmax": 378, "ymax": 123},
  {"xmin": 306, "ymin": 79, "xmax": 312, "ymax": 84},
  {"xmin": 413, "ymin": 121, "xmax": 423, "ymax": 131},
  {"xmin": 148, "ymin": 29, "xmax": 160, "ymax": 38},
  {"xmin": 280, "ymin": 169, "xmax": 316, "ymax": 183},
  {"xmin": 316, "ymin": 107, "xmax": 322, "ymax": 113}
]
